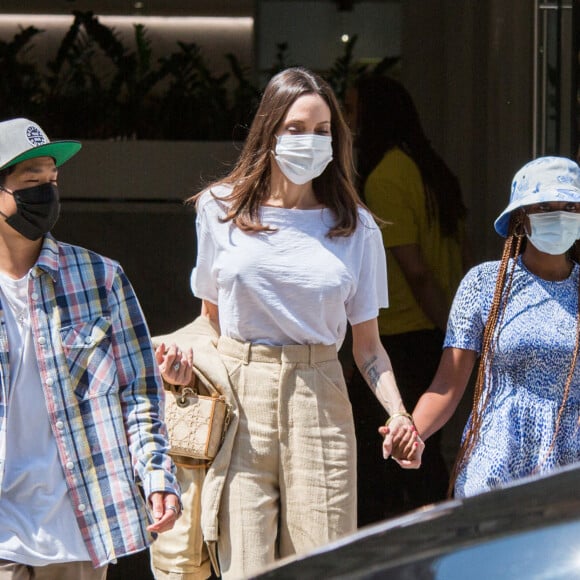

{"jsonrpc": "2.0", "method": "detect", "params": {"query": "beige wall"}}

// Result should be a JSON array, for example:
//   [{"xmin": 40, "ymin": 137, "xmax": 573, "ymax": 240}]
[
  {"xmin": 55, "ymin": 141, "xmax": 241, "ymax": 335},
  {"xmin": 58, "ymin": 141, "xmax": 241, "ymax": 201}
]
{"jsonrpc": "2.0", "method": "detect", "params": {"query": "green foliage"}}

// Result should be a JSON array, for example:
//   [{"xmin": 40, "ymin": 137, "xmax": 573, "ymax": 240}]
[
  {"xmin": 0, "ymin": 11, "xmax": 398, "ymax": 140},
  {"xmin": 156, "ymin": 42, "xmax": 232, "ymax": 140},
  {"xmin": 267, "ymin": 42, "xmax": 293, "ymax": 78},
  {"xmin": 325, "ymin": 35, "xmax": 368, "ymax": 103},
  {"xmin": 224, "ymin": 53, "xmax": 261, "ymax": 140},
  {"xmin": 0, "ymin": 26, "xmax": 45, "ymax": 119}
]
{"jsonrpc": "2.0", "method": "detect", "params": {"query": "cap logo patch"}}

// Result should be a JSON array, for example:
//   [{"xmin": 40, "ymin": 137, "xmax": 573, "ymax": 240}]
[{"xmin": 26, "ymin": 125, "xmax": 47, "ymax": 147}]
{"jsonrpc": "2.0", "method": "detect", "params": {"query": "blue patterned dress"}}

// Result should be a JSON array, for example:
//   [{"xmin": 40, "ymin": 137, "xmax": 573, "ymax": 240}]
[{"xmin": 446, "ymin": 256, "xmax": 580, "ymax": 497}]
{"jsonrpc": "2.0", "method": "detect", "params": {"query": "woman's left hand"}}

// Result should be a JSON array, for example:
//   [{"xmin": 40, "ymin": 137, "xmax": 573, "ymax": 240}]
[{"xmin": 156, "ymin": 342, "xmax": 194, "ymax": 386}]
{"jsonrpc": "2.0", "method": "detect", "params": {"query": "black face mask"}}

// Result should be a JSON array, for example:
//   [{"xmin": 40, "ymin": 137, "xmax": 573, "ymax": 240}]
[{"xmin": 0, "ymin": 182, "xmax": 60, "ymax": 240}]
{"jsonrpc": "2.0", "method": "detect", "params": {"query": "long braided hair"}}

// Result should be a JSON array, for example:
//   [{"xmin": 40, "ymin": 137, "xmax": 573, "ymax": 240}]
[{"xmin": 448, "ymin": 209, "xmax": 580, "ymax": 494}]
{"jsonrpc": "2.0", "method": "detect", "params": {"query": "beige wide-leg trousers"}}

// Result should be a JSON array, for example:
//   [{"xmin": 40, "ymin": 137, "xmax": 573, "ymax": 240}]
[{"xmin": 216, "ymin": 336, "xmax": 357, "ymax": 580}]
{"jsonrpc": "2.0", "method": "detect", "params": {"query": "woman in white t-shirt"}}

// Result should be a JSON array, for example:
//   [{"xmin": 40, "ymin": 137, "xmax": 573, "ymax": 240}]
[{"xmin": 161, "ymin": 67, "xmax": 423, "ymax": 579}]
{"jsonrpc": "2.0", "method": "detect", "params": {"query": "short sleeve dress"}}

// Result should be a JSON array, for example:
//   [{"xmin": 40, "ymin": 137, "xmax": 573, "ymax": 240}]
[{"xmin": 445, "ymin": 256, "xmax": 580, "ymax": 497}]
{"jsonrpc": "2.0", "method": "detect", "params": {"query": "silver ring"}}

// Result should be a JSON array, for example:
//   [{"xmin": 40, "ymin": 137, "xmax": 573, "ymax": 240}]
[
  {"xmin": 166, "ymin": 505, "xmax": 179, "ymax": 516},
  {"xmin": 172, "ymin": 362, "xmax": 181, "ymax": 372}
]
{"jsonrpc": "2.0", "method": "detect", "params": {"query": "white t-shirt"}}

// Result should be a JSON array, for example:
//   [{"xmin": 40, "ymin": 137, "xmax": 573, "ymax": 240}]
[
  {"xmin": 191, "ymin": 185, "xmax": 388, "ymax": 348},
  {"xmin": 0, "ymin": 272, "xmax": 90, "ymax": 566}
]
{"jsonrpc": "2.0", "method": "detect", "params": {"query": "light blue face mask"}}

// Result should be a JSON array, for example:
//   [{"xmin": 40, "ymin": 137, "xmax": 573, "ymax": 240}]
[{"xmin": 527, "ymin": 211, "xmax": 580, "ymax": 255}]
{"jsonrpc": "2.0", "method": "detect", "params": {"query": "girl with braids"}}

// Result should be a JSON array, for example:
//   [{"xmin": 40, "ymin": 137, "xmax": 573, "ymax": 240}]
[
  {"xmin": 346, "ymin": 74, "xmax": 471, "ymax": 524},
  {"xmin": 409, "ymin": 156, "xmax": 580, "ymax": 497}
]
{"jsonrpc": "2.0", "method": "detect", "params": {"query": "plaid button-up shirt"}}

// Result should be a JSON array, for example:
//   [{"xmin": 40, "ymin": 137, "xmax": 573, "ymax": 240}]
[{"xmin": 0, "ymin": 234, "xmax": 179, "ymax": 567}]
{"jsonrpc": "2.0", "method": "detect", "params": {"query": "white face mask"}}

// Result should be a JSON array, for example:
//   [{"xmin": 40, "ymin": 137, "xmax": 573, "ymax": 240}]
[
  {"xmin": 273, "ymin": 134, "xmax": 333, "ymax": 185},
  {"xmin": 527, "ymin": 211, "xmax": 580, "ymax": 255}
]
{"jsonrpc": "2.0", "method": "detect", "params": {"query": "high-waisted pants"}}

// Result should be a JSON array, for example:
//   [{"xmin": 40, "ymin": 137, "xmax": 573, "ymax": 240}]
[{"xmin": 216, "ymin": 336, "xmax": 357, "ymax": 579}]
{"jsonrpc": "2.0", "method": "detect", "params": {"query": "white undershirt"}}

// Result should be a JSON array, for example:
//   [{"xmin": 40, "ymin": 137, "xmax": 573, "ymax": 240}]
[
  {"xmin": 191, "ymin": 186, "xmax": 389, "ymax": 348},
  {"xmin": 0, "ymin": 272, "xmax": 90, "ymax": 566}
]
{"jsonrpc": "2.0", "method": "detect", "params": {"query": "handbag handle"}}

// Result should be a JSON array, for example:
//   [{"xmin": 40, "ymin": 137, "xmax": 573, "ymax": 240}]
[
  {"xmin": 162, "ymin": 363, "xmax": 222, "ymax": 399},
  {"xmin": 189, "ymin": 364, "xmax": 223, "ymax": 398}
]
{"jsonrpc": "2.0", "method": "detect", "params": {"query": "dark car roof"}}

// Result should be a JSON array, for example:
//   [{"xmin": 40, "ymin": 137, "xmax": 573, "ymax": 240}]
[{"xmin": 253, "ymin": 463, "xmax": 580, "ymax": 579}]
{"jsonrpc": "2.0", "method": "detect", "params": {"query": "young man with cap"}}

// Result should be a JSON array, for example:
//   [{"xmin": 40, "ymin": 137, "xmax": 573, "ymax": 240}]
[
  {"xmin": 406, "ymin": 156, "xmax": 580, "ymax": 498},
  {"xmin": 0, "ymin": 118, "xmax": 180, "ymax": 580}
]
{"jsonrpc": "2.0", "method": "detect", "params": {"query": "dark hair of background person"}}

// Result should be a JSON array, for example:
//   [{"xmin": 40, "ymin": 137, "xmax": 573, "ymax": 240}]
[{"xmin": 355, "ymin": 74, "xmax": 467, "ymax": 238}]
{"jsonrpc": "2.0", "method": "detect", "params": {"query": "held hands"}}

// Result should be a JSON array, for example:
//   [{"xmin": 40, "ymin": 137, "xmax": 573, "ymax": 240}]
[
  {"xmin": 379, "ymin": 413, "xmax": 424, "ymax": 469},
  {"xmin": 155, "ymin": 342, "xmax": 194, "ymax": 386}
]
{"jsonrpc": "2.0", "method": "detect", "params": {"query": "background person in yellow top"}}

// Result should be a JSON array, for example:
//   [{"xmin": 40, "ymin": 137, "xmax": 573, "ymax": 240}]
[{"xmin": 347, "ymin": 74, "xmax": 471, "ymax": 525}]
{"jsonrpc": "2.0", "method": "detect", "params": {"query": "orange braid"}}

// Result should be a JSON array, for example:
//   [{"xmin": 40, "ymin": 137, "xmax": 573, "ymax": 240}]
[
  {"xmin": 447, "ymin": 215, "xmax": 524, "ymax": 496},
  {"xmin": 535, "ymin": 268, "xmax": 580, "ymax": 471}
]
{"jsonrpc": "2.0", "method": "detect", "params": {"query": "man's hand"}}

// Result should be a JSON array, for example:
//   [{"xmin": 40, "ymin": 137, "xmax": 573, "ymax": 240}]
[{"xmin": 147, "ymin": 492, "xmax": 181, "ymax": 533}]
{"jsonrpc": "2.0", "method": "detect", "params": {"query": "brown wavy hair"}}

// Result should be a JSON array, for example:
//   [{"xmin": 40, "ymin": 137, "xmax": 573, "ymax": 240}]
[
  {"xmin": 188, "ymin": 67, "xmax": 362, "ymax": 237},
  {"xmin": 449, "ymin": 208, "xmax": 580, "ymax": 494}
]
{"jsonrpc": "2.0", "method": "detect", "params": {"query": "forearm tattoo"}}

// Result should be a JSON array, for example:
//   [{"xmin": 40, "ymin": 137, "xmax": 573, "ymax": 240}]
[
  {"xmin": 362, "ymin": 356, "xmax": 381, "ymax": 389},
  {"xmin": 361, "ymin": 355, "xmax": 398, "ymax": 412}
]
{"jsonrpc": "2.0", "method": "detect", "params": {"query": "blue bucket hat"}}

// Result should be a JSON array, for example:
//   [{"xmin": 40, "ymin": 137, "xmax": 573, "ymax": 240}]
[{"xmin": 494, "ymin": 156, "xmax": 580, "ymax": 237}]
